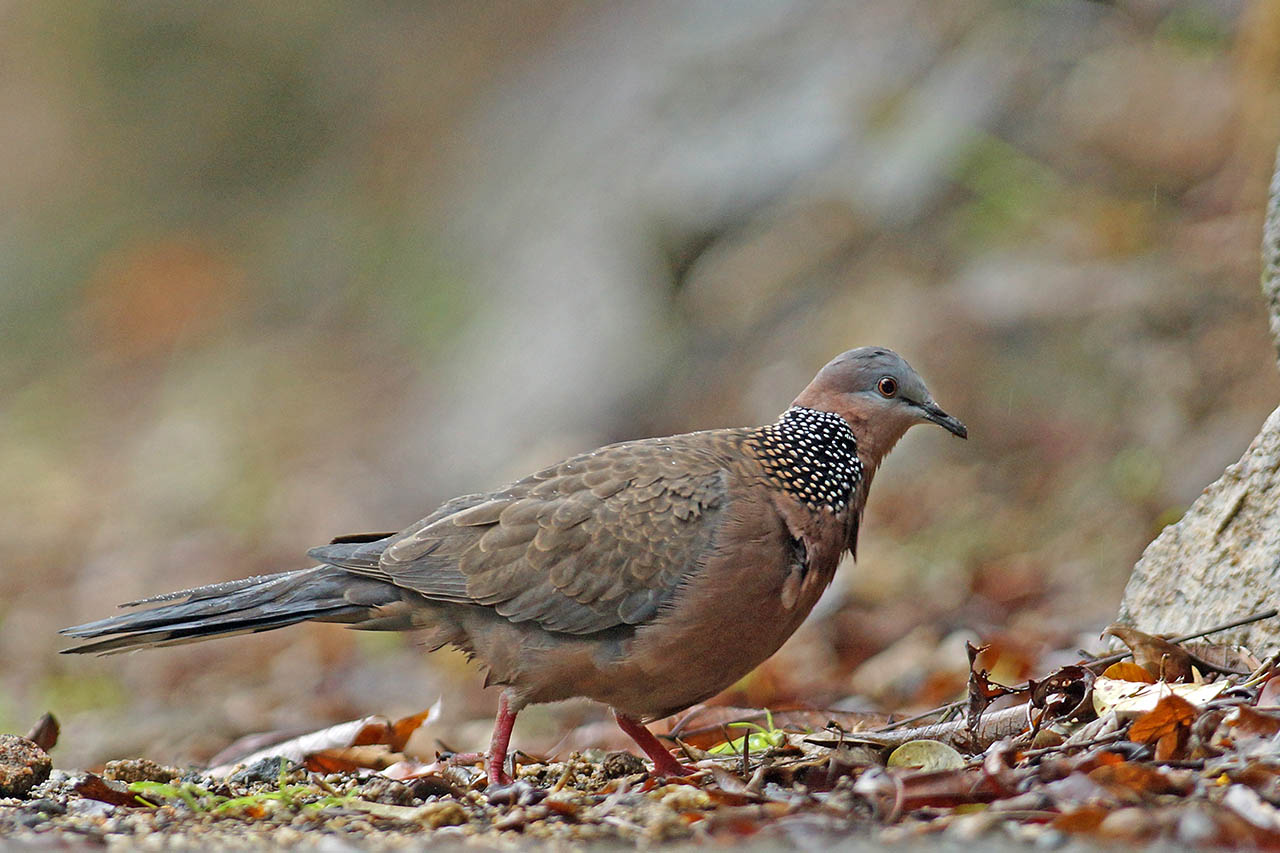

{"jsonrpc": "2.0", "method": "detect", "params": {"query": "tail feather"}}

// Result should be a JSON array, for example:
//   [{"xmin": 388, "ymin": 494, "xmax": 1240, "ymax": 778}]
[
  {"xmin": 117, "ymin": 570, "xmax": 304, "ymax": 607},
  {"xmin": 60, "ymin": 566, "xmax": 402, "ymax": 655}
]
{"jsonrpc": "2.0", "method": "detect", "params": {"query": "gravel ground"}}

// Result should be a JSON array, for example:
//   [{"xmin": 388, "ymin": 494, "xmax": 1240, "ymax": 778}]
[{"xmin": 0, "ymin": 751, "xmax": 1092, "ymax": 852}]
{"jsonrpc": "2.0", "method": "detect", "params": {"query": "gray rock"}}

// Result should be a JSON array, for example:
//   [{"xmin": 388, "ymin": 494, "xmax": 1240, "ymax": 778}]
[
  {"xmin": 1265, "ymin": 147, "xmax": 1280, "ymax": 363},
  {"xmin": 1117, "ymin": 405, "xmax": 1280, "ymax": 652},
  {"xmin": 1118, "ymin": 147, "xmax": 1280, "ymax": 653}
]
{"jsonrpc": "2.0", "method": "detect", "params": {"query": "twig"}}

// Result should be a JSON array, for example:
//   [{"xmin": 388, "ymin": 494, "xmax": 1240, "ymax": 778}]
[
  {"xmin": 674, "ymin": 737, "xmax": 701, "ymax": 767},
  {"xmin": 850, "ymin": 609, "xmax": 1275, "ymax": 742},
  {"xmin": 1018, "ymin": 730, "xmax": 1126, "ymax": 760},
  {"xmin": 1085, "ymin": 608, "xmax": 1279, "ymax": 671},
  {"xmin": 1242, "ymin": 651, "xmax": 1279, "ymax": 688},
  {"xmin": 812, "ymin": 704, "xmax": 1030, "ymax": 752},
  {"xmin": 876, "ymin": 700, "xmax": 965, "ymax": 732}
]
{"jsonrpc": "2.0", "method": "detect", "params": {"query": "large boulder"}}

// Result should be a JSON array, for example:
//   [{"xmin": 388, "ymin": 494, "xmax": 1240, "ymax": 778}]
[{"xmin": 1117, "ymin": 149, "xmax": 1280, "ymax": 654}]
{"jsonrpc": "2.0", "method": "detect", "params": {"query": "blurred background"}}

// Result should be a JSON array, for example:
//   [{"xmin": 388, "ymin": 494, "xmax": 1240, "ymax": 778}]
[{"xmin": 3, "ymin": 0, "xmax": 1280, "ymax": 768}]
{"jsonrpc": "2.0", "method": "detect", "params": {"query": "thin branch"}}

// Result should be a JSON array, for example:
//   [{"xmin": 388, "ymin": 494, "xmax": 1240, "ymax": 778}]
[
  {"xmin": 1085, "ymin": 607, "xmax": 1279, "ymax": 671},
  {"xmin": 877, "ymin": 700, "xmax": 965, "ymax": 732}
]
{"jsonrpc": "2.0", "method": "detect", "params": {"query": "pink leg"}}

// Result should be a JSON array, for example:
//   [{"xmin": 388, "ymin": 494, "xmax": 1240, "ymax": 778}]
[
  {"xmin": 487, "ymin": 691, "xmax": 518, "ymax": 785},
  {"xmin": 613, "ymin": 711, "xmax": 696, "ymax": 777}
]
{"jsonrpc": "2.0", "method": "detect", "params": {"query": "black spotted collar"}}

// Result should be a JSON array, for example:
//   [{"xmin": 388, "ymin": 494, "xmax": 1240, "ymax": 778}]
[{"xmin": 747, "ymin": 407, "xmax": 862, "ymax": 512}]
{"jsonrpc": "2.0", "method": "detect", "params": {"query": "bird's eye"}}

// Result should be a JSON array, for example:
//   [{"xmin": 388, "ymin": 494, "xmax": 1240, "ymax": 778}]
[{"xmin": 877, "ymin": 377, "xmax": 898, "ymax": 398}]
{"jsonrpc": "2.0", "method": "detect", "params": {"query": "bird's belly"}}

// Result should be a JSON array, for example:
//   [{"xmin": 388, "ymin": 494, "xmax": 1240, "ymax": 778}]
[{"xmin": 578, "ymin": 558, "xmax": 833, "ymax": 718}]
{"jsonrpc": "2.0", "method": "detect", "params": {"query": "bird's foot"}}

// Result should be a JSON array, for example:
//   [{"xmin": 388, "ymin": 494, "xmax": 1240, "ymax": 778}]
[
  {"xmin": 487, "ymin": 761, "xmax": 513, "ymax": 787},
  {"xmin": 485, "ymin": 691, "xmax": 519, "ymax": 786},
  {"xmin": 646, "ymin": 751, "xmax": 698, "ymax": 778},
  {"xmin": 613, "ymin": 710, "xmax": 698, "ymax": 778}
]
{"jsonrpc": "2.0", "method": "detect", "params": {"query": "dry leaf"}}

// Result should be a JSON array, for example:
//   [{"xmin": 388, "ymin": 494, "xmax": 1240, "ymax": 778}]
[
  {"xmin": 1209, "ymin": 706, "xmax": 1280, "ymax": 759},
  {"xmin": 887, "ymin": 739, "xmax": 965, "ymax": 772},
  {"xmin": 305, "ymin": 744, "xmax": 401, "ymax": 773},
  {"xmin": 1088, "ymin": 761, "xmax": 1192, "ymax": 800},
  {"xmin": 1029, "ymin": 665, "xmax": 1095, "ymax": 723},
  {"xmin": 854, "ymin": 765, "xmax": 998, "ymax": 814},
  {"xmin": 1092, "ymin": 677, "xmax": 1225, "ymax": 719},
  {"xmin": 1258, "ymin": 675, "xmax": 1280, "ymax": 707},
  {"xmin": 1129, "ymin": 694, "xmax": 1197, "ymax": 761},
  {"xmin": 966, "ymin": 642, "xmax": 1026, "ymax": 730},
  {"xmin": 1051, "ymin": 805, "xmax": 1110, "ymax": 833},
  {"xmin": 1101, "ymin": 662, "xmax": 1156, "ymax": 684},
  {"xmin": 207, "ymin": 701, "xmax": 440, "ymax": 778},
  {"xmin": 74, "ymin": 774, "xmax": 140, "ymax": 808},
  {"xmin": 24, "ymin": 713, "xmax": 59, "ymax": 752},
  {"xmin": 1103, "ymin": 624, "xmax": 1193, "ymax": 682}
]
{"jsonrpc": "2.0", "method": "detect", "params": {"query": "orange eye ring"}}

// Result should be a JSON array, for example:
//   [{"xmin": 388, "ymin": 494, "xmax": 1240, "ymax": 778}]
[{"xmin": 877, "ymin": 377, "xmax": 898, "ymax": 398}]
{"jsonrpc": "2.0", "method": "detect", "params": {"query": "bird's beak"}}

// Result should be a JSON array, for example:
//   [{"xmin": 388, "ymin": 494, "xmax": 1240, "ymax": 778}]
[{"xmin": 917, "ymin": 401, "xmax": 968, "ymax": 439}]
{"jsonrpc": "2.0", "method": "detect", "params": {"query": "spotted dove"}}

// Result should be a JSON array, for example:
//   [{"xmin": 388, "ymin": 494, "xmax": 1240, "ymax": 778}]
[{"xmin": 62, "ymin": 347, "xmax": 966, "ymax": 783}]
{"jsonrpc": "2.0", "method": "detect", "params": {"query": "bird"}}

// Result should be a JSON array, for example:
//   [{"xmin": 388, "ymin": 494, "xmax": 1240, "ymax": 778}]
[{"xmin": 62, "ymin": 347, "xmax": 966, "ymax": 785}]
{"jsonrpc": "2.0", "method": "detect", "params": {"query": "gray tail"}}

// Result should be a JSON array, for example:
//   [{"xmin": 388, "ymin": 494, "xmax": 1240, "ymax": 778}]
[{"xmin": 60, "ymin": 566, "xmax": 401, "ymax": 655}]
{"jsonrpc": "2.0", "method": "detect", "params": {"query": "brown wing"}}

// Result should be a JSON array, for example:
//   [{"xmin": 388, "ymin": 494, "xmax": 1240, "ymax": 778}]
[{"xmin": 312, "ymin": 435, "xmax": 736, "ymax": 635}]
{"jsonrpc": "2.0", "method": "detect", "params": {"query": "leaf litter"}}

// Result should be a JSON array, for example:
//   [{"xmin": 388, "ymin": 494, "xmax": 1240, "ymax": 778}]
[{"xmin": 1, "ymin": 610, "xmax": 1278, "ymax": 849}]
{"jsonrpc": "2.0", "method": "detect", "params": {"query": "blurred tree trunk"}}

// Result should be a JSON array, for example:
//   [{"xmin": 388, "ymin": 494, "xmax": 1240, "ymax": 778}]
[{"xmin": 1117, "ymin": 147, "xmax": 1280, "ymax": 655}]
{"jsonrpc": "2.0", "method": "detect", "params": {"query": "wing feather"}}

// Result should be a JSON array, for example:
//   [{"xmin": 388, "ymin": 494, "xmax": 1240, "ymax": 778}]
[{"xmin": 316, "ymin": 435, "xmax": 739, "ymax": 635}]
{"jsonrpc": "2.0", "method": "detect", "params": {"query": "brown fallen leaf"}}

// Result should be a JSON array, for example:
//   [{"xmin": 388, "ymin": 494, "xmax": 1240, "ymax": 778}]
[
  {"xmin": 1101, "ymin": 662, "xmax": 1156, "ymax": 684},
  {"xmin": 305, "ymin": 744, "xmax": 402, "ymax": 773},
  {"xmin": 1051, "ymin": 805, "xmax": 1110, "ymax": 834},
  {"xmin": 74, "ymin": 774, "xmax": 140, "ymax": 808},
  {"xmin": 853, "ymin": 764, "xmax": 1001, "ymax": 817},
  {"xmin": 1029, "ymin": 664, "xmax": 1095, "ymax": 725},
  {"xmin": 349, "ymin": 706, "xmax": 435, "ymax": 753},
  {"xmin": 705, "ymin": 766, "xmax": 765, "ymax": 804},
  {"xmin": 207, "ymin": 701, "xmax": 440, "ymax": 777},
  {"xmin": 24, "ymin": 713, "xmax": 59, "ymax": 752},
  {"xmin": 1128, "ymin": 693, "xmax": 1197, "ymax": 761},
  {"xmin": 1210, "ymin": 705, "xmax": 1280, "ymax": 759},
  {"xmin": 966, "ymin": 641, "xmax": 1027, "ymax": 732},
  {"xmin": 1103, "ymin": 624, "xmax": 1193, "ymax": 683},
  {"xmin": 1088, "ymin": 761, "xmax": 1193, "ymax": 801}
]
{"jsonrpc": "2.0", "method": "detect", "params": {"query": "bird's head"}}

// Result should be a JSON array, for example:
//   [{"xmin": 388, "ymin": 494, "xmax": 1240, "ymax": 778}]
[{"xmin": 792, "ymin": 347, "xmax": 966, "ymax": 467}]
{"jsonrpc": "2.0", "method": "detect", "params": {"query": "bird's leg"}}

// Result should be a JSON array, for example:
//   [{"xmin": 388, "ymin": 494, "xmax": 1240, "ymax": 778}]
[
  {"xmin": 487, "ymin": 690, "xmax": 519, "ymax": 786},
  {"xmin": 613, "ymin": 711, "xmax": 696, "ymax": 777}
]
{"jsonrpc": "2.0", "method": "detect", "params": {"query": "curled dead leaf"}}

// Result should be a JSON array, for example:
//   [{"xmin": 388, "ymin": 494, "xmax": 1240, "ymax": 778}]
[
  {"xmin": 1030, "ymin": 664, "xmax": 1095, "ymax": 725},
  {"xmin": 74, "ymin": 774, "xmax": 140, "ymax": 808},
  {"xmin": 1101, "ymin": 662, "xmax": 1156, "ymax": 684},
  {"xmin": 966, "ymin": 642, "xmax": 1027, "ymax": 732},
  {"xmin": 1103, "ymin": 624, "xmax": 1193, "ymax": 683},
  {"xmin": 1128, "ymin": 694, "xmax": 1198, "ymax": 761},
  {"xmin": 207, "ymin": 701, "xmax": 441, "ymax": 778},
  {"xmin": 24, "ymin": 713, "xmax": 59, "ymax": 752}
]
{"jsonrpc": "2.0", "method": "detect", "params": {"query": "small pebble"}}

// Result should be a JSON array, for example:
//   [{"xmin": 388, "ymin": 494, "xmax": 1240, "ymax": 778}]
[
  {"xmin": 23, "ymin": 797, "xmax": 66, "ymax": 815},
  {"xmin": 103, "ymin": 758, "xmax": 183, "ymax": 785},
  {"xmin": 419, "ymin": 800, "xmax": 468, "ymax": 828},
  {"xmin": 602, "ymin": 751, "xmax": 646, "ymax": 778},
  {"xmin": 229, "ymin": 756, "xmax": 293, "ymax": 786}
]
